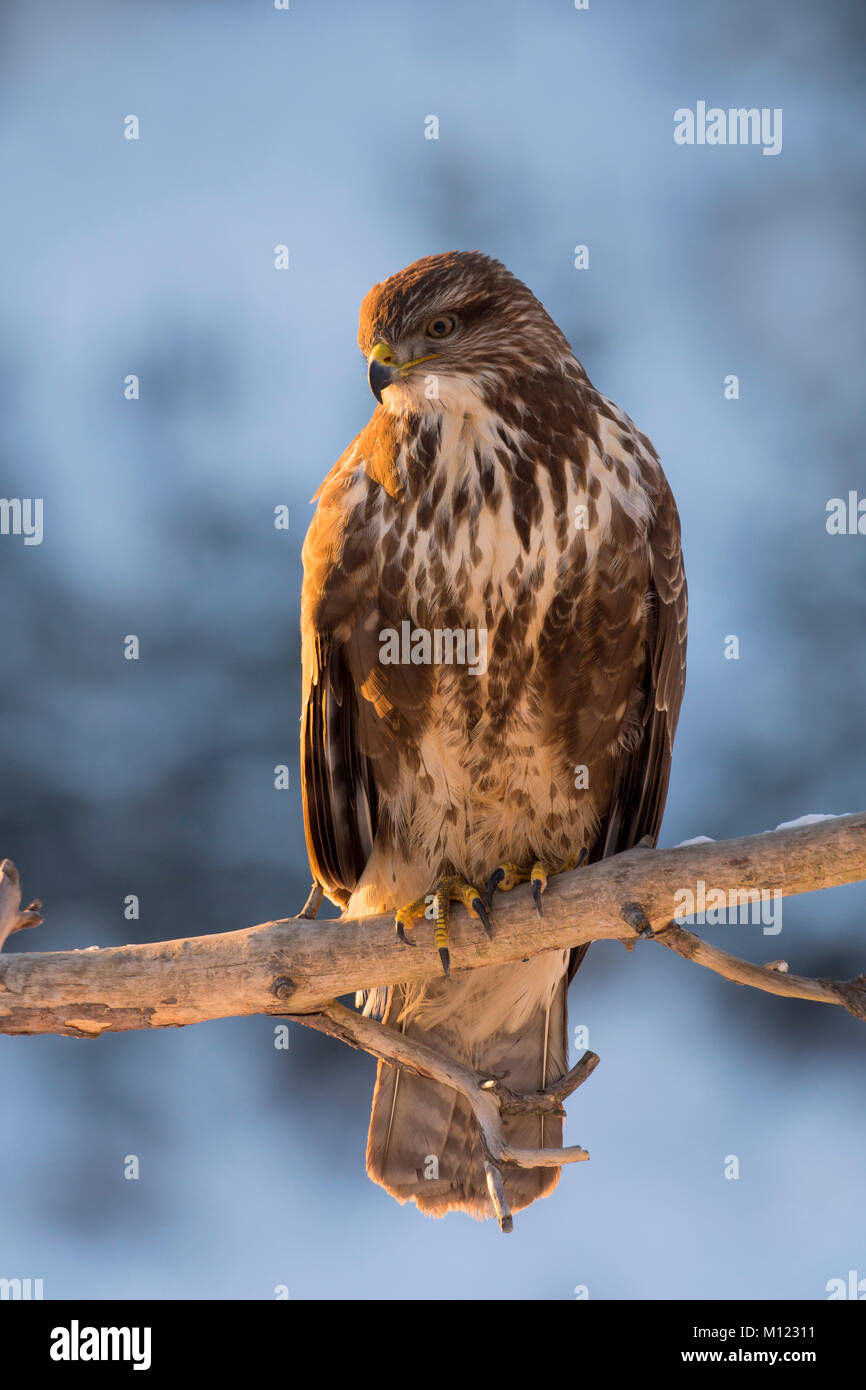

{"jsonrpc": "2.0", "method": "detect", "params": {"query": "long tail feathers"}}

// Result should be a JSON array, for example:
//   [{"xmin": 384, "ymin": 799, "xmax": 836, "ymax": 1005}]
[{"xmin": 366, "ymin": 956, "xmax": 571, "ymax": 1220}]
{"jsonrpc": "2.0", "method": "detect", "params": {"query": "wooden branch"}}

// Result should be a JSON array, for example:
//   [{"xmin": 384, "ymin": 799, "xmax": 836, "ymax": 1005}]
[
  {"xmin": 0, "ymin": 859, "xmax": 42, "ymax": 951},
  {"xmin": 1, "ymin": 811, "xmax": 865, "ymax": 1037},
  {"xmin": 289, "ymin": 1000, "xmax": 598, "ymax": 1231},
  {"xmin": 2, "ymin": 814, "xmax": 863, "ymax": 1232},
  {"xmin": 647, "ymin": 919, "xmax": 866, "ymax": 1020}
]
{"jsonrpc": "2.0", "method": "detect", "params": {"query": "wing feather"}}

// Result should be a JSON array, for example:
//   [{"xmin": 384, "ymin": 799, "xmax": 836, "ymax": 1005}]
[
  {"xmin": 567, "ymin": 468, "xmax": 687, "ymax": 981},
  {"xmin": 301, "ymin": 630, "xmax": 378, "ymax": 905}
]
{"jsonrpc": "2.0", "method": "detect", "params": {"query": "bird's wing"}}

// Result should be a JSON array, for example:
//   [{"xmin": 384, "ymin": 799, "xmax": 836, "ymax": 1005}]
[
  {"xmin": 597, "ymin": 469, "xmax": 688, "ymax": 858},
  {"xmin": 299, "ymin": 417, "xmax": 422, "ymax": 908},
  {"xmin": 563, "ymin": 466, "xmax": 687, "ymax": 981},
  {"xmin": 299, "ymin": 431, "xmax": 385, "ymax": 907},
  {"xmin": 301, "ymin": 625, "xmax": 378, "ymax": 907}
]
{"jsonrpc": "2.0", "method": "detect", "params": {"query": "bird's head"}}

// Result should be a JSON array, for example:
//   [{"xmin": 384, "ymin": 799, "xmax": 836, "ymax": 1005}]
[{"xmin": 357, "ymin": 251, "xmax": 572, "ymax": 415}]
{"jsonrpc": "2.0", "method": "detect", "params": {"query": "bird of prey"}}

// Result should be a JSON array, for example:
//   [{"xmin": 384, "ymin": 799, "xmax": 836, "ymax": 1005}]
[{"xmin": 300, "ymin": 251, "xmax": 687, "ymax": 1221}]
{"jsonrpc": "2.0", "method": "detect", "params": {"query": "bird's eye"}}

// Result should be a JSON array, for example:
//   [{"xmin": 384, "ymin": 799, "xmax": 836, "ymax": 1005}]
[{"xmin": 424, "ymin": 314, "xmax": 457, "ymax": 339}]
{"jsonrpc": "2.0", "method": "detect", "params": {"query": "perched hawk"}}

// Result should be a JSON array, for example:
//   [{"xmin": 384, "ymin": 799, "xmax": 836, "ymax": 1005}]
[{"xmin": 300, "ymin": 251, "xmax": 687, "ymax": 1221}]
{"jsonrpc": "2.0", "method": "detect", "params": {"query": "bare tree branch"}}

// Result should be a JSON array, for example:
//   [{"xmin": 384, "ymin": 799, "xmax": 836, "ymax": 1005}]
[
  {"xmin": 2, "ymin": 813, "xmax": 864, "ymax": 1230},
  {"xmin": 0, "ymin": 859, "xmax": 42, "ymax": 952},
  {"xmin": 0, "ymin": 812, "xmax": 864, "ymax": 1039},
  {"xmin": 647, "ymin": 919, "xmax": 866, "ymax": 1020}
]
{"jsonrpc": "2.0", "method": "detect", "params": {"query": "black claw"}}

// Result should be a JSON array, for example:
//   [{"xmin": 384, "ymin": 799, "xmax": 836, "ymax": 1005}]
[
  {"xmin": 396, "ymin": 923, "xmax": 416, "ymax": 946},
  {"xmin": 575, "ymin": 846, "xmax": 589, "ymax": 869},
  {"xmin": 485, "ymin": 867, "xmax": 505, "ymax": 907},
  {"xmin": 532, "ymin": 879, "xmax": 544, "ymax": 916},
  {"xmin": 472, "ymin": 896, "xmax": 494, "ymax": 939},
  {"xmin": 438, "ymin": 946, "xmax": 451, "ymax": 977}
]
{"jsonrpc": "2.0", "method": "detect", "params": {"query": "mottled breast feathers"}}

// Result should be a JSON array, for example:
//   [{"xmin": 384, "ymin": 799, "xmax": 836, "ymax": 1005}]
[{"xmin": 301, "ymin": 353, "xmax": 687, "ymax": 915}]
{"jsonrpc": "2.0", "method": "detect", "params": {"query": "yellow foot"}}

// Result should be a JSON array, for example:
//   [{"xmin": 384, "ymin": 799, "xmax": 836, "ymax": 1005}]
[
  {"xmin": 394, "ymin": 874, "xmax": 492, "ymax": 977},
  {"xmin": 487, "ymin": 846, "xmax": 588, "ymax": 917}
]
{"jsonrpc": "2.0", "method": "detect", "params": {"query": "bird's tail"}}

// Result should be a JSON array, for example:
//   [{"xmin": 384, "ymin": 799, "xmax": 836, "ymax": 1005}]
[{"xmin": 365, "ymin": 952, "xmax": 571, "ymax": 1220}]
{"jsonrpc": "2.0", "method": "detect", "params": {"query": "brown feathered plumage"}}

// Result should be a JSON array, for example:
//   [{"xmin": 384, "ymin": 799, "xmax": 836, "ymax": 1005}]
[{"xmin": 300, "ymin": 251, "xmax": 687, "ymax": 1220}]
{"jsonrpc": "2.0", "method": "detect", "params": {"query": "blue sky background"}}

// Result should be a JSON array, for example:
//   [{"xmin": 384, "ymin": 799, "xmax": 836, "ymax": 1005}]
[{"xmin": 1, "ymin": 0, "xmax": 864, "ymax": 1299}]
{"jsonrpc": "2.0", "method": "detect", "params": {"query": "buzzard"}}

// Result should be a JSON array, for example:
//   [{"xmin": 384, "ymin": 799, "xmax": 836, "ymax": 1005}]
[{"xmin": 300, "ymin": 251, "xmax": 687, "ymax": 1220}]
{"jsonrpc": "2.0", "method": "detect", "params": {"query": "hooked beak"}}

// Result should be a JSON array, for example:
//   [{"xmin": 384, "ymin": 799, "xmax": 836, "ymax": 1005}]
[
  {"xmin": 368, "ymin": 342, "xmax": 397, "ymax": 404},
  {"xmin": 367, "ymin": 341, "xmax": 439, "ymax": 404}
]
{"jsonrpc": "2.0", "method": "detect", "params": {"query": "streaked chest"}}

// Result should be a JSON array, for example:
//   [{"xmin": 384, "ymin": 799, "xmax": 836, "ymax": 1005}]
[{"xmin": 384, "ymin": 397, "xmax": 652, "ymax": 642}]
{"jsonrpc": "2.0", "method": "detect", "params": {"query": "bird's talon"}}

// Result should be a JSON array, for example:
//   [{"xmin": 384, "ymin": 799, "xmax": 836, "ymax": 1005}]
[
  {"xmin": 467, "ymin": 895, "xmax": 494, "ymax": 939},
  {"xmin": 390, "ymin": 876, "xmax": 495, "ymax": 971},
  {"xmin": 485, "ymin": 867, "xmax": 505, "ymax": 907},
  {"xmin": 394, "ymin": 894, "xmax": 429, "ymax": 945},
  {"xmin": 486, "ymin": 861, "xmax": 528, "ymax": 907},
  {"xmin": 471, "ymin": 896, "xmax": 494, "ymax": 938},
  {"xmin": 529, "ymin": 861, "xmax": 550, "ymax": 917}
]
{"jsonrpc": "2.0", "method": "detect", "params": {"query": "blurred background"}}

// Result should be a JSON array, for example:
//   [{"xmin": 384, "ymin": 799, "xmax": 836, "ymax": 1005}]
[{"xmin": 1, "ymin": 0, "xmax": 864, "ymax": 1300}]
